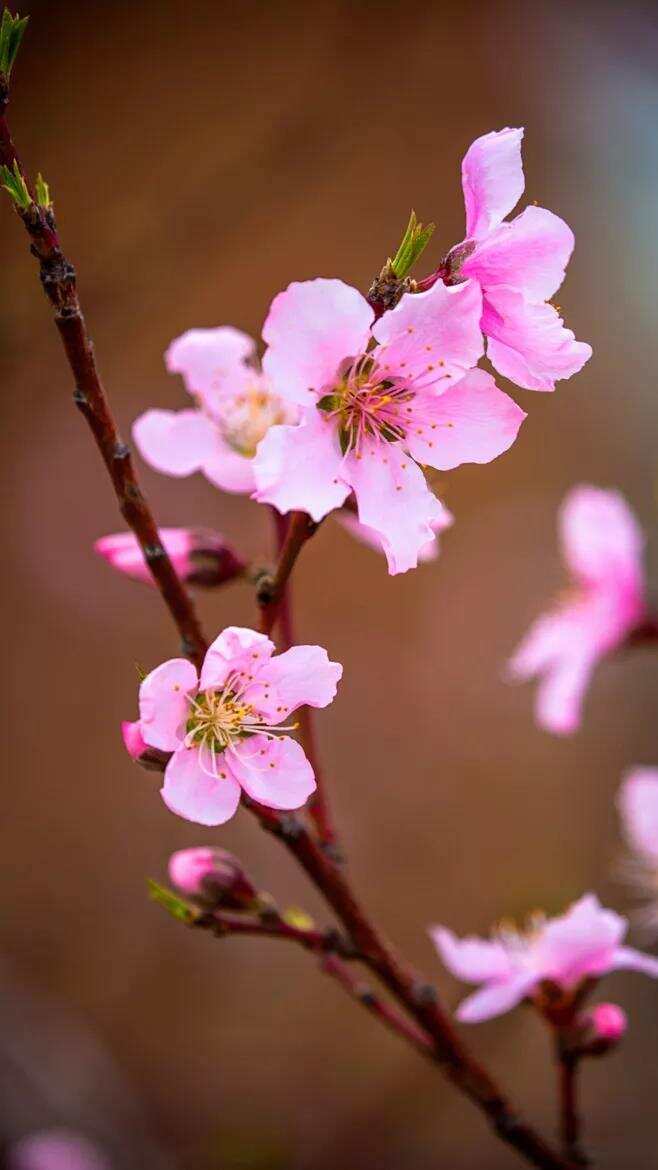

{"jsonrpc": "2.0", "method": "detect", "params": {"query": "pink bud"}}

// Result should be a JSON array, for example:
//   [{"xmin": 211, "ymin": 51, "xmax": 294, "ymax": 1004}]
[
  {"xmin": 575, "ymin": 1003, "xmax": 627, "ymax": 1056},
  {"xmin": 95, "ymin": 527, "xmax": 244, "ymax": 588},
  {"xmin": 121, "ymin": 720, "xmax": 168, "ymax": 772},
  {"xmin": 169, "ymin": 847, "xmax": 257, "ymax": 910}
]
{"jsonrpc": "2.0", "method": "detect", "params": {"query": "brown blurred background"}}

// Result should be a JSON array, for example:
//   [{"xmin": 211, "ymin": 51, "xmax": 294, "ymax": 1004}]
[{"xmin": 2, "ymin": 1, "xmax": 657, "ymax": 1167}]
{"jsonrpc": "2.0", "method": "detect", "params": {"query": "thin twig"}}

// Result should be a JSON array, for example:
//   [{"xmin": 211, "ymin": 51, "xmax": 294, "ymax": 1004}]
[
  {"xmin": 267, "ymin": 508, "xmax": 341, "ymax": 857},
  {"xmin": 257, "ymin": 510, "xmax": 317, "ymax": 636},
  {"xmin": 0, "ymin": 88, "xmax": 207, "ymax": 667},
  {"xmin": 558, "ymin": 1055, "xmax": 588, "ymax": 1167}
]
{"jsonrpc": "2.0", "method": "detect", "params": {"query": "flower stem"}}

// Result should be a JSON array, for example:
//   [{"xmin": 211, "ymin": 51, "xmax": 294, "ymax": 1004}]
[{"xmin": 558, "ymin": 1055, "xmax": 589, "ymax": 1166}]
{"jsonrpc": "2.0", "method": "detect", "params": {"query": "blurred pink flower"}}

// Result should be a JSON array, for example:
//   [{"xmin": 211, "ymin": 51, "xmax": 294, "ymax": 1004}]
[
  {"xmin": 253, "ymin": 277, "xmax": 524, "ymax": 574},
  {"xmin": 94, "ymin": 527, "xmax": 244, "ymax": 587},
  {"xmin": 617, "ymin": 766, "xmax": 658, "ymax": 932},
  {"xmin": 444, "ymin": 127, "xmax": 591, "ymax": 391},
  {"xmin": 133, "ymin": 327, "xmax": 296, "ymax": 493},
  {"xmin": 9, "ymin": 1131, "xmax": 108, "ymax": 1170},
  {"xmin": 430, "ymin": 894, "xmax": 658, "ymax": 1024},
  {"xmin": 126, "ymin": 626, "xmax": 342, "ymax": 825},
  {"xmin": 508, "ymin": 485, "xmax": 647, "ymax": 735}
]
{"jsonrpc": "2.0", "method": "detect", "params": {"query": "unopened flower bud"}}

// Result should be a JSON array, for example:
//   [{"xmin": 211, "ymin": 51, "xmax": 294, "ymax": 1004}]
[
  {"xmin": 168, "ymin": 847, "xmax": 257, "ymax": 910},
  {"xmin": 575, "ymin": 1003, "xmax": 627, "ymax": 1056},
  {"xmin": 95, "ymin": 527, "xmax": 245, "ymax": 589},
  {"xmin": 121, "ymin": 720, "xmax": 168, "ymax": 772}
]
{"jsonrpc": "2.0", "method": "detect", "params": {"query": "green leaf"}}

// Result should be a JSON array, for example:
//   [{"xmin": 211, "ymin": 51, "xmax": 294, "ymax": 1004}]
[
  {"xmin": 147, "ymin": 879, "xmax": 196, "ymax": 924},
  {"xmin": 35, "ymin": 171, "xmax": 50, "ymax": 209},
  {"xmin": 0, "ymin": 158, "xmax": 30, "ymax": 208},
  {"xmin": 390, "ymin": 209, "xmax": 436, "ymax": 279},
  {"xmin": 0, "ymin": 9, "xmax": 29, "ymax": 79}
]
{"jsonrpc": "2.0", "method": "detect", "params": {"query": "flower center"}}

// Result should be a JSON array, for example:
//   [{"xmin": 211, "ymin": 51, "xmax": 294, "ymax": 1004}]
[
  {"xmin": 494, "ymin": 912, "xmax": 546, "ymax": 970},
  {"xmin": 214, "ymin": 384, "xmax": 290, "ymax": 458},
  {"xmin": 185, "ymin": 689, "xmax": 253, "ymax": 752},
  {"xmin": 318, "ymin": 354, "xmax": 413, "ymax": 456}
]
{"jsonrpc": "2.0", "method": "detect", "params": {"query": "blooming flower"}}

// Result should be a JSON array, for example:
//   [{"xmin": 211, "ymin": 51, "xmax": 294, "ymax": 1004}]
[
  {"xmin": 253, "ymin": 277, "xmax": 525, "ymax": 573},
  {"xmin": 133, "ymin": 327, "xmax": 296, "ymax": 493},
  {"xmin": 508, "ymin": 485, "xmax": 648, "ymax": 735},
  {"xmin": 430, "ymin": 894, "xmax": 658, "ymax": 1024},
  {"xmin": 125, "ymin": 626, "xmax": 342, "ymax": 825},
  {"xmin": 94, "ymin": 527, "xmax": 244, "ymax": 587},
  {"xmin": 441, "ymin": 127, "xmax": 591, "ymax": 391},
  {"xmin": 9, "ymin": 1132, "xmax": 108, "ymax": 1170},
  {"xmin": 617, "ymin": 766, "xmax": 658, "ymax": 933}
]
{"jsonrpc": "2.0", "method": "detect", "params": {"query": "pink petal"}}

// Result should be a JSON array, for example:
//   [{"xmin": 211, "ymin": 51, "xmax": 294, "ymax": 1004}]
[
  {"xmin": 121, "ymin": 719, "xmax": 148, "ymax": 760},
  {"xmin": 166, "ymin": 326, "xmax": 255, "ymax": 411},
  {"xmin": 536, "ymin": 894, "xmax": 627, "ymax": 985},
  {"xmin": 609, "ymin": 945, "xmax": 658, "ymax": 979},
  {"xmin": 456, "ymin": 973, "xmax": 538, "ymax": 1023},
  {"xmin": 252, "ymin": 411, "xmax": 350, "ymax": 523},
  {"xmin": 161, "ymin": 746, "xmax": 241, "ymax": 826},
  {"xmin": 133, "ymin": 408, "xmax": 217, "ymax": 476},
  {"xmin": 429, "ymin": 927, "xmax": 513, "ymax": 983},
  {"xmin": 346, "ymin": 439, "xmax": 445, "ymax": 575},
  {"xmin": 337, "ymin": 501, "xmax": 453, "ymax": 563},
  {"xmin": 405, "ymin": 369, "xmax": 526, "ymax": 471},
  {"xmin": 533, "ymin": 651, "xmax": 595, "ymax": 736},
  {"xmin": 262, "ymin": 279, "xmax": 373, "ymax": 406},
  {"xmin": 372, "ymin": 279, "xmax": 483, "ymax": 383},
  {"xmin": 617, "ymin": 767, "xmax": 658, "ymax": 865},
  {"xmin": 200, "ymin": 626, "xmax": 275, "ymax": 692},
  {"xmin": 560, "ymin": 486, "xmax": 645, "ymax": 594},
  {"xmin": 461, "ymin": 127, "xmax": 525, "ymax": 240},
  {"xmin": 138, "ymin": 658, "xmax": 198, "ymax": 751},
  {"xmin": 201, "ymin": 434, "xmax": 257, "ymax": 493},
  {"xmin": 462, "ymin": 206, "xmax": 575, "ymax": 302},
  {"xmin": 483, "ymin": 288, "xmax": 592, "ymax": 392},
  {"xmin": 228, "ymin": 734, "xmax": 316, "ymax": 810},
  {"xmin": 243, "ymin": 645, "xmax": 343, "ymax": 722}
]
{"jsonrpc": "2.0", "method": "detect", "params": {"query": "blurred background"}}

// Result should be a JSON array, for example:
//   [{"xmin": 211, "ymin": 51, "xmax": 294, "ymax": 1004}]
[{"xmin": 1, "ymin": 0, "xmax": 657, "ymax": 1167}]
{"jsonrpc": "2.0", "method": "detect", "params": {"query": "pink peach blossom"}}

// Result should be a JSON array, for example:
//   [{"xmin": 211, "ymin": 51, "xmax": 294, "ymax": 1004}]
[
  {"xmin": 443, "ymin": 128, "xmax": 591, "ymax": 391},
  {"xmin": 9, "ymin": 1132, "xmax": 108, "ymax": 1170},
  {"xmin": 253, "ymin": 277, "xmax": 525, "ymax": 574},
  {"xmin": 94, "ymin": 527, "xmax": 244, "ymax": 587},
  {"xmin": 430, "ymin": 894, "xmax": 658, "ymax": 1024},
  {"xmin": 125, "ymin": 626, "xmax": 342, "ymax": 826},
  {"xmin": 508, "ymin": 486, "xmax": 647, "ymax": 735},
  {"xmin": 133, "ymin": 327, "xmax": 296, "ymax": 493},
  {"xmin": 617, "ymin": 766, "xmax": 658, "ymax": 932}
]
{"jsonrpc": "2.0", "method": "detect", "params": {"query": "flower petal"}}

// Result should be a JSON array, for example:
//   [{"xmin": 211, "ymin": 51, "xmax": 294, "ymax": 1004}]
[
  {"xmin": 228, "ymin": 734, "xmax": 316, "ymax": 810},
  {"xmin": 560, "ymin": 486, "xmax": 646, "ymax": 594},
  {"xmin": 609, "ymin": 945, "xmax": 658, "ymax": 979},
  {"xmin": 533, "ymin": 651, "xmax": 595, "ymax": 736},
  {"xmin": 372, "ymin": 279, "xmax": 483, "ymax": 384},
  {"xmin": 200, "ymin": 627, "xmax": 275, "ymax": 692},
  {"xmin": 462, "ymin": 206, "xmax": 574, "ymax": 301},
  {"xmin": 429, "ymin": 927, "xmax": 514, "ymax": 983},
  {"xmin": 536, "ymin": 894, "xmax": 627, "ymax": 985},
  {"xmin": 122, "ymin": 719, "xmax": 148, "ymax": 760},
  {"xmin": 201, "ymin": 434, "xmax": 256, "ymax": 493},
  {"xmin": 336, "ymin": 500, "xmax": 453, "ymax": 563},
  {"xmin": 617, "ymin": 767, "xmax": 658, "ymax": 865},
  {"xmin": 483, "ymin": 287, "xmax": 592, "ymax": 392},
  {"xmin": 133, "ymin": 409, "xmax": 217, "ymax": 476},
  {"xmin": 95, "ymin": 528, "xmax": 194, "ymax": 585},
  {"xmin": 262, "ymin": 279, "xmax": 373, "ymax": 406},
  {"xmin": 165, "ymin": 326, "xmax": 256, "ymax": 412},
  {"xmin": 347, "ymin": 439, "xmax": 445, "ymax": 575},
  {"xmin": 252, "ymin": 412, "xmax": 350, "ymax": 522},
  {"xmin": 405, "ymin": 368, "xmax": 526, "ymax": 471},
  {"xmin": 461, "ymin": 127, "xmax": 525, "ymax": 240},
  {"xmin": 139, "ymin": 659, "xmax": 198, "ymax": 751},
  {"xmin": 244, "ymin": 645, "xmax": 343, "ymax": 722},
  {"xmin": 161, "ymin": 746, "xmax": 241, "ymax": 826},
  {"xmin": 456, "ymin": 973, "xmax": 538, "ymax": 1023}
]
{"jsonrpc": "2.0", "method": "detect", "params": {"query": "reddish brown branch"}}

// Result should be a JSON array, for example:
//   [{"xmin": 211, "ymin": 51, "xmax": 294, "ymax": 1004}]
[
  {"xmin": 0, "ymin": 97, "xmax": 207, "ymax": 667},
  {"xmin": 557, "ymin": 1055, "xmax": 588, "ymax": 1167},
  {"xmin": 257, "ymin": 510, "xmax": 317, "ymax": 636}
]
